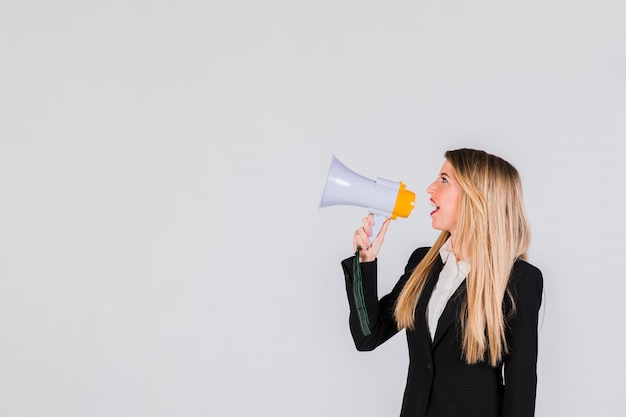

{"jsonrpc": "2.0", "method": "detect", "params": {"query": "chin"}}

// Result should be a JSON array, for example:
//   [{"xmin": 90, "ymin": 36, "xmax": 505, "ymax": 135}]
[{"xmin": 431, "ymin": 223, "xmax": 451, "ymax": 234}]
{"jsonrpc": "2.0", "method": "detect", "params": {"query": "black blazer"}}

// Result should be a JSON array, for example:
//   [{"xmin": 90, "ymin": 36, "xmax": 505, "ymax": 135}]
[{"xmin": 342, "ymin": 247, "xmax": 543, "ymax": 417}]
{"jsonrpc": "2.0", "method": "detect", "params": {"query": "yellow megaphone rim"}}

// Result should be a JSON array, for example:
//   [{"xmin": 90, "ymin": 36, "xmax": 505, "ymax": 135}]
[{"xmin": 391, "ymin": 182, "xmax": 416, "ymax": 219}]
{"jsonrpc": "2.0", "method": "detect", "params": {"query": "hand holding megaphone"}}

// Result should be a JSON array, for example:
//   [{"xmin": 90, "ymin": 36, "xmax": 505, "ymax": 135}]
[
  {"xmin": 319, "ymin": 155, "xmax": 416, "ymax": 249},
  {"xmin": 354, "ymin": 214, "xmax": 391, "ymax": 260}
]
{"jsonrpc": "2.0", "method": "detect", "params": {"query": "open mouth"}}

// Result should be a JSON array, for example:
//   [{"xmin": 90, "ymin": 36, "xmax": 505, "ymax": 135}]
[{"xmin": 430, "ymin": 198, "xmax": 440, "ymax": 215}]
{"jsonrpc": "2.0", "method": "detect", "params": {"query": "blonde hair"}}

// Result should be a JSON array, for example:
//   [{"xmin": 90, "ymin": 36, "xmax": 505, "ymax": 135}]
[{"xmin": 394, "ymin": 148, "xmax": 531, "ymax": 366}]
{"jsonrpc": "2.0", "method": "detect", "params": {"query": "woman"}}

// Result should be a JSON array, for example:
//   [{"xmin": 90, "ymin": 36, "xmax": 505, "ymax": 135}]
[{"xmin": 342, "ymin": 148, "xmax": 543, "ymax": 417}]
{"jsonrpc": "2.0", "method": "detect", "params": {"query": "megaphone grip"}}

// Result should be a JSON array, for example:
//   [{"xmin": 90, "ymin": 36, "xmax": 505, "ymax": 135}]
[{"xmin": 367, "ymin": 213, "xmax": 388, "ymax": 247}]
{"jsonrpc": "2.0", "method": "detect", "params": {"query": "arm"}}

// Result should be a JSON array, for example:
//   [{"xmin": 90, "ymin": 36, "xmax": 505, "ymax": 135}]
[
  {"xmin": 502, "ymin": 261, "xmax": 544, "ymax": 417},
  {"xmin": 341, "ymin": 247, "xmax": 429, "ymax": 351}
]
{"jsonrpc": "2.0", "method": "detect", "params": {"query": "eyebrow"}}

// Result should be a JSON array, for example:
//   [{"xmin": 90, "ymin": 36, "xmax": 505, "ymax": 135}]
[{"xmin": 439, "ymin": 173, "xmax": 454, "ymax": 182}]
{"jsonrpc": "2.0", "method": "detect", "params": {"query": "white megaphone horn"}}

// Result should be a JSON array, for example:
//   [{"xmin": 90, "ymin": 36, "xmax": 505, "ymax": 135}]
[{"xmin": 319, "ymin": 155, "xmax": 416, "ymax": 247}]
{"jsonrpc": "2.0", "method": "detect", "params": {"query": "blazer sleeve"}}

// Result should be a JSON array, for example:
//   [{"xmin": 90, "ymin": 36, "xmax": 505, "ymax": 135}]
[
  {"xmin": 341, "ymin": 247, "xmax": 430, "ymax": 351},
  {"xmin": 502, "ymin": 260, "xmax": 544, "ymax": 417}
]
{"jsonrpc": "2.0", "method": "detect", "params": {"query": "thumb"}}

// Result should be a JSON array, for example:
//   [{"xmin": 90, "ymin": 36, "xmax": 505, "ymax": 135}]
[
  {"xmin": 369, "ymin": 218, "xmax": 391, "ymax": 249},
  {"xmin": 377, "ymin": 218, "xmax": 391, "ymax": 240}
]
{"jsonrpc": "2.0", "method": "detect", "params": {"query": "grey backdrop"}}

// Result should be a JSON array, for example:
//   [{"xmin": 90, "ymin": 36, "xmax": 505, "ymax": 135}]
[{"xmin": 1, "ymin": 1, "xmax": 625, "ymax": 416}]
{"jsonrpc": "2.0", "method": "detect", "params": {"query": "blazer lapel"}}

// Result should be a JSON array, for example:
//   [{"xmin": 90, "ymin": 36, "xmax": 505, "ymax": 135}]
[
  {"xmin": 414, "ymin": 257, "xmax": 443, "ymax": 354},
  {"xmin": 432, "ymin": 279, "xmax": 467, "ymax": 348}
]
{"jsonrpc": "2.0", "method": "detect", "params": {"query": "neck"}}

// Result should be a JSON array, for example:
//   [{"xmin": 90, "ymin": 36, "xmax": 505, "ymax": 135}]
[{"xmin": 448, "ymin": 234, "xmax": 467, "ymax": 261}]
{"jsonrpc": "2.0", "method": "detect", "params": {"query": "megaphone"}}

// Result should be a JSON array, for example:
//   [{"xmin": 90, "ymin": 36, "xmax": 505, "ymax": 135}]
[{"xmin": 319, "ymin": 155, "xmax": 415, "ymax": 247}]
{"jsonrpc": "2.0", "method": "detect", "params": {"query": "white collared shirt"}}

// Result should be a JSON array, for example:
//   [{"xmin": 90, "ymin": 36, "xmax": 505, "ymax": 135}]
[{"xmin": 426, "ymin": 239, "xmax": 470, "ymax": 341}]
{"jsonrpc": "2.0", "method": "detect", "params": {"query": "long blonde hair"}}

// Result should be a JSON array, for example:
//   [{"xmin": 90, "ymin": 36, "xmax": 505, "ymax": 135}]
[{"xmin": 394, "ymin": 148, "xmax": 531, "ymax": 366}]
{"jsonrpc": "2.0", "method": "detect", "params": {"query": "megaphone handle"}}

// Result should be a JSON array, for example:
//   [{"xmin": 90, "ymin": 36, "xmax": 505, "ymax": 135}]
[{"xmin": 368, "ymin": 213, "xmax": 388, "ymax": 246}]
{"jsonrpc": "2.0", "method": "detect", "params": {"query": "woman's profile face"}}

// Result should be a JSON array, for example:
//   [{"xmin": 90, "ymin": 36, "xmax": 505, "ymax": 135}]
[{"xmin": 427, "ymin": 160, "xmax": 462, "ymax": 237}]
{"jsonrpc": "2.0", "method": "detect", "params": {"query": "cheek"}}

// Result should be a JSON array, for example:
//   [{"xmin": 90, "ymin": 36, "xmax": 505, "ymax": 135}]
[
  {"xmin": 452, "ymin": 199, "xmax": 461, "ymax": 215},
  {"xmin": 448, "ymin": 195, "xmax": 461, "ymax": 219}
]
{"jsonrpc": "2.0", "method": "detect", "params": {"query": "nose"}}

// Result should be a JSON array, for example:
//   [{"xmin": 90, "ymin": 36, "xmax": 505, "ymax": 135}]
[{"xmin": 426, "ymin": 180, "xmax": 436, "ymax": 194}]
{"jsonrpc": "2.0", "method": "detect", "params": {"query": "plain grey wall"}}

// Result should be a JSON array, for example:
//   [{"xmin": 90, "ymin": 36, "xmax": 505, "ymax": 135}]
[{"xmin": 1, "ymin": 1, "xmax": 625, "ymax": 416}]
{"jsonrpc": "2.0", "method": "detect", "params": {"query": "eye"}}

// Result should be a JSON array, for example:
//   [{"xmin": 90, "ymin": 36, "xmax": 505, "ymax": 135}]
[{"xmin": 440, "ymin": 176, "xmax": 448, "ymax": 183}]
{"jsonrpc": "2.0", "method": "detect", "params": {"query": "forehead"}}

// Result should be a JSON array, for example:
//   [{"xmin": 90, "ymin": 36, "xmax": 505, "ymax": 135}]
[{"xmin": 439, "ymin": 160, "xmax": 456, "ymax": 177}]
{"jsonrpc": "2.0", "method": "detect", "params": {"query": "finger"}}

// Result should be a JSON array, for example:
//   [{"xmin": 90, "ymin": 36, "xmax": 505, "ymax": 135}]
[
  {"xmin": 353, "ymin": 229, "xmax": 368, "ymax": 250},
  {"xmin": 362, "ymin": 216, "xmax": 373, "ymax": 241},
  {"xmin": 362, "ymin": 225, "xmax": 374, "ymax": 248}
]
